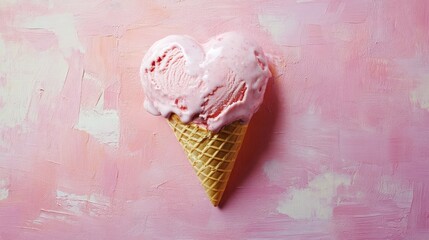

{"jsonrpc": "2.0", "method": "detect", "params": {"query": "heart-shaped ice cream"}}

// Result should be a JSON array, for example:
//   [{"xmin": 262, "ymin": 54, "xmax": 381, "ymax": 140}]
[{"xmin": 140, "ymin": 32, "xmax": 271, "ymax": 132}]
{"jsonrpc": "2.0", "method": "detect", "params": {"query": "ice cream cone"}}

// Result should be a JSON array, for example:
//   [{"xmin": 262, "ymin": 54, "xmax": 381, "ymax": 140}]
[{"xmin": 167, "ymin": 114, "xmax": 248, "ymax": 206}]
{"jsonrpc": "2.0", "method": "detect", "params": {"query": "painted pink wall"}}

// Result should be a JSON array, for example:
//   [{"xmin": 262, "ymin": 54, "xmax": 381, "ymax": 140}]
[{"xmin": 1, "ymin": 0, "xmax": 429, "ymax": 239}]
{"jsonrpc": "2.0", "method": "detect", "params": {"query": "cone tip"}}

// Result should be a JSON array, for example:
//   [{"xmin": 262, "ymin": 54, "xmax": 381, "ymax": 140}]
[{"xmin": 210, "ymin": 199, "xmax": 220, "ymax": 207}]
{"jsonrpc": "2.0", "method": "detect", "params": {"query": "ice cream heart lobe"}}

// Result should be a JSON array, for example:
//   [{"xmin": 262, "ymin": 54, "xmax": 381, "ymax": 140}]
[{"xmin": 140, "ymin": 32, "xmax": 271, "ymax": 132}]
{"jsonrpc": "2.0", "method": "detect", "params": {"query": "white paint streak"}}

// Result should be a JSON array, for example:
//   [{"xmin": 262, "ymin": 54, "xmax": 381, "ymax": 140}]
[
  {"xmin": 19, "ymin": 13, "xmax": 84, "ymax": 56},
  {"xmin": 33, "ymin": 211, "xmax": 70, "ymax": 225},
  {"xmin": 0, "ymin": 35, "xmax": 68, "ymax": 128},
  {"xmin": 263, "ymin": 160, "xmax": 283, "ymax": 183},
  {"xmin": 75, "ymin": 109, "xmax": 120, "ymax": 147},
  {"xmin": 410, "ymin": 77, "xmax": 429, "ymax": 110},
  {"xmin": 277, "ymin": 172, "xmax": 351, "ymax": 220},
  {"xmin": 0, "ymin": 189, "xmax": 8, "ymax": 201},
  {"xmin": 0, "ymin": 180, "xmax": 9, "ymax": 201},
  {"xmin": 75, "ymin": 72, "xmax": 120, "ymax": 146},
  {"xmin": 56, "ymin": 190, "xmax": 110, "ymax": 216},
  {"xmin": 0, "ymin": 0, "xmax": 16, "ymax": 8},
  {"xmin": 56, "ymin": 190, "xmax": 88, "ymax": 215},
  {"xmin": 258, "ymin": 14, "xmax": 299, "ymax": 44}
]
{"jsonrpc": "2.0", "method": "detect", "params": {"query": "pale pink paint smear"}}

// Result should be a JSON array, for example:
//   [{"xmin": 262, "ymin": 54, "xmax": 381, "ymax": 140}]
[{"xmin": 1, "ymin": 0, "xmax": 429, "ymax": 239}]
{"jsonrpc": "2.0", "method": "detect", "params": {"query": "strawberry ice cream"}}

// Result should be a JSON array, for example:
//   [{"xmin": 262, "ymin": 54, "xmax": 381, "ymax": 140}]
[{"xmin": 140, "ymin": 32, "xmax": 271, "ymax": 132}]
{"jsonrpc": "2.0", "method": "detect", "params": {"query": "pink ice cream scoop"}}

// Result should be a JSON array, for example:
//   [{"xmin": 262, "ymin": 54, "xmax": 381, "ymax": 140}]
[{"xmin": 140, "ymin": 32, "xmax": 271, "ymax": 132}]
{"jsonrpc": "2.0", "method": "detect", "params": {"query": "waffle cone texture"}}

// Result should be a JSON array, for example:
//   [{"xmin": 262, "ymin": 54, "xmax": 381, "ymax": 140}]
[{"xmin": 167, "ymin": 114, "xmax": 248, "ymax": 206}]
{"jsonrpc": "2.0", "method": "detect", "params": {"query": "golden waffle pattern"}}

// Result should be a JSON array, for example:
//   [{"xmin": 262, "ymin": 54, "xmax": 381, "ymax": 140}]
[{"xmin": 167, "ymin": 114, "xmax": 248, "ymax": 206}]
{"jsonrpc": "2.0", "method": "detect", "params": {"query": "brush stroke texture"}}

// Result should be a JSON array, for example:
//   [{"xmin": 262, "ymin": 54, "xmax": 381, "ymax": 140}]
[{"xmin": 0, "ymin": 0, "xmax": 429, "ymax": 239}]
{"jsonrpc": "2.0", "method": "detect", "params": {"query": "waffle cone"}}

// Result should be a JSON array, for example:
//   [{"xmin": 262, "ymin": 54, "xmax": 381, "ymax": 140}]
[{"xmin": 167, "ymin": 114, "xmax": 248, "ymax": 206}]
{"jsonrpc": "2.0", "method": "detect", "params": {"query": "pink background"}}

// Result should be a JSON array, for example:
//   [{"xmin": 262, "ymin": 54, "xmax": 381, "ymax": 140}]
[{"xmin": 1, "ymin": 0, "xmax": 429, "ymax": 239}]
